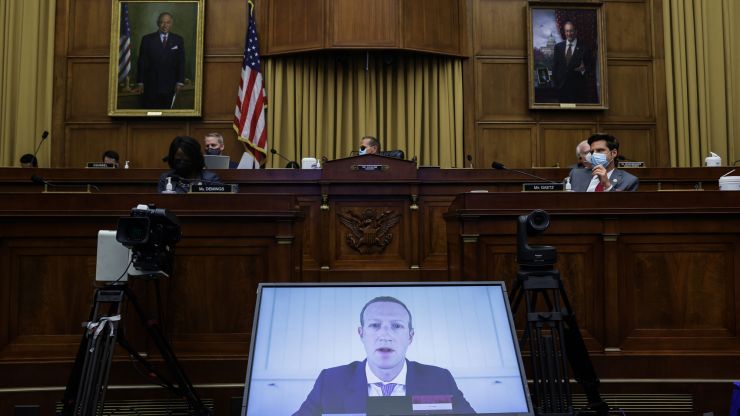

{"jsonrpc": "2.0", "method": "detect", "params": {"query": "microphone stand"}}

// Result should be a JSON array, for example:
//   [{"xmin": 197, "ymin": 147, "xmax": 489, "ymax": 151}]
[
  {"xmin": 491, "ymin": 161, "xmax": 561, "ymax": 184},
  {"xmin": 31, "ymin": 175, "xmax": 99, "ymax": 193},
  {"xmin": 270, "ymin": 148, "xmax": 298, "ymax": 168}
]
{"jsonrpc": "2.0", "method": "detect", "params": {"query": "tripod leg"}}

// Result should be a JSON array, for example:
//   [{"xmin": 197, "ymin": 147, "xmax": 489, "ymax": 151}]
[
  {"xmin": 122, "ymin": 285, "xmax": 212, "ymax": 415},
  {"xmin": 557, "ymin": 282, "xmax": 609, "ymax": 415}
]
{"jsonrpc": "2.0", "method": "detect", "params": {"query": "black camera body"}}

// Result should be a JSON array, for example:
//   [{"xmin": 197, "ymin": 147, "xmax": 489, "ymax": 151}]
[
  {"xmin": 116, "ymin": 204, "xmax": 181, "ymax": 275},
  {"xmin": 517, "ymin": 209, "xmax": 557, "ymax": 267}
]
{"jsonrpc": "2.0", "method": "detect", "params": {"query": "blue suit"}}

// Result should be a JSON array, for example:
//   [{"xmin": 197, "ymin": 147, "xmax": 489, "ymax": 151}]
[
  {"xmin": 293, "ymin": 359, "xmax": 475, "ymax": 415},
  {"xmin": 568, "ymin": 167, "xmax": 639, "ymax": 192}
]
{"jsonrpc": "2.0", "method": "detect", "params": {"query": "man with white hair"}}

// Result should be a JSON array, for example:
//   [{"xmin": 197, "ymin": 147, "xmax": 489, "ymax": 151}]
[{"xmin": 570, "ymin": 139, "xmax": 592, "ymax": 169}]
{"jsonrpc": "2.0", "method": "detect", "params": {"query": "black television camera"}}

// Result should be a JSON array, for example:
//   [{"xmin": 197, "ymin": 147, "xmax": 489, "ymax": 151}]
[
  {"xmin": 516, "ymin": 209, "xmax": 556, "ymax": 268},
  {"xmin": 116, "ymin": 204, "xmax": 181, "ymax": 276}
]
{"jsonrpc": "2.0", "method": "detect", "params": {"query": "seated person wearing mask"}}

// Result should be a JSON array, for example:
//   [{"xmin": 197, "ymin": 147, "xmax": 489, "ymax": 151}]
[
  {"xmin": 359, "ymin": 136, "xmax": 379, "ymax": 155},
  {"xmin": 203, "ymin": 132, "xmax": 238, "ymax": 168},
  {"xmin": 568, "ymin": 133, "xmax": 638, "ymax": 192},
  {"xmin": 293, "ymin": 296, "xmax": 475, "ymax": 416},
  {"xmin": 569, "ymin": 139, "xmax": 592, "ymax": 169},
  {"xmin": 102, "ymin": 150, "xmax": 120, "ymax": 167},
  {"xmin": 157, "ymin": 136, "xmax": 221, "ymax": 193}
]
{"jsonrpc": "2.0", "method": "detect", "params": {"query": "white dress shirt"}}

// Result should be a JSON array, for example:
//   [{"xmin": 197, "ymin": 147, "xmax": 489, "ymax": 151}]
[{"xmin": 366, "ymin": 360, "xmax": 407, "ymax": 396}]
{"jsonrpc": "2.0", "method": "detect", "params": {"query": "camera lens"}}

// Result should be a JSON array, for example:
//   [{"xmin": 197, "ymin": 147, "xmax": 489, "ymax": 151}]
[{"xmin": 526, "ymin": 209, "xmax": 550, "ymax": 233}]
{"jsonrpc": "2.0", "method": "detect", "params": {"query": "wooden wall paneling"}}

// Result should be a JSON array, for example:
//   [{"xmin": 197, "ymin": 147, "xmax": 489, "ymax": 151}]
[
  {"xmin": 65, "ymin": 59, "xmax": 111, "ymax": 123},
  {"xmin": 128, "ymin": 123, "xmax": 189, "ymax": 169},
  {"xmin": 63, "ymin": 124, "xmax": 127, "ymax": 168},
  {"xmin": 418, "ymin": 196, "xmax": 455, "ymax": 269},
  {"xmin": 476, "ymin": 59, "xmax": 533, "ymax": 121},
  {"xmin": 604, "ymin": 0, "xmax": 651, "ymax": 59},
  {"xmin": 540, "ymin": 124, "xmax": 596, "ymax": 168},
  {"xmin": 618, "ymin": 236, "xmax": 740, "ymax": 352},
  {"xmin": 204, "ymin": 0, "xmax": 247, "ymax": 55},
  {"xmin": 475, "ymin": 0, "xmax": 526, "ymax": 57},
  {"xmin": 164, "ymin": 244, "xmax": 266, "ymax": 356},
  {"xmin": 649, "ymin": 0, "xmax": 670, "ymax": 167},
  {"xmin": 402, "ymin": 0, "xmax": 462, "ymax": 55},
  {"xmin": 601, "ymin": 60, "xmax": 655, "ymax": 123},
  {"xmin": 267, "ymin": 0, "xmax": 324, "ymax": 54},
  {"xmin": 201, "ymin": 58, "xmax": 243, "ymax": 120},
  {"xmin": 329, "ymin": 0, "xmax": 398, "ymax": 48},
  {"xmin": 598, "ymin": 126, "xmax": 654, "ymax": 167},
  {"xmin": 298, "ymin": 198, "xmax": 322, "ymax": 272},
  {"xmin": 476, "ymin": 124, "xmax": 536, "ymax": 168},
  {"xmin": 3, "ymin": 243, "xmax": 96, "ymax": 360},
  {"xmin": 68, "ymin": 0, "xmax": 111, "ymax": 56}
]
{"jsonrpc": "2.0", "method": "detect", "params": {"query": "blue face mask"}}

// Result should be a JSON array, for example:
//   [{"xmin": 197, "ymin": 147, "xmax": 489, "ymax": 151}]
[
  {"xmin": 359, "ymin": 146, "xmax": 367, "ymax": 155},
  {"xmin": 591, "ymin": 152, "xmax": 609, "ymax": 168}
]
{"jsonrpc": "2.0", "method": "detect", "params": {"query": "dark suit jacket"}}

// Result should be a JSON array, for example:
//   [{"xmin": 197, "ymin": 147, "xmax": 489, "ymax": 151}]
[
  {"xmin": 157, "ymin": 170, "xmax": 221, "ymax": 194},
  {"xmin": 137, "ymin": 31, "xmax": 185, "ymax": 107},
  {"xmin": 568, "ymin": 167, "xmax": 639, "ymax": 192},
  {"xmin": 552, "ymin": 39, "xmax": 592, "ymax": 103},
  {"xmin": 292, "ymin": 359, "xmax": 475, "ymax": 415}
]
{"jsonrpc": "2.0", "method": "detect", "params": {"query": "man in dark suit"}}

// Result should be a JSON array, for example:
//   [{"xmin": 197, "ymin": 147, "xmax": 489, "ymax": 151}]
[
  {"xmin": 293, "ymin": 296, "xmax": 475, "ymax": 415},
  {"xmin": 552, "ymin": 21, "xmax": 593, "ymax": 103},
  {"xmin": 135, "ymin": 12, "xmax": 185, "ymax": 109},
  {"xmin": 568, "ymin": 133, "xmax": 639, "ymax": 192}
]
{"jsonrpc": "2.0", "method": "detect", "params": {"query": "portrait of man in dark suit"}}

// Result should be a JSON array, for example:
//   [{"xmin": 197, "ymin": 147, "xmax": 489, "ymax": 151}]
[
  {"xmin": 529, "ymin": 5, "xmax": 606, "ymax": 108},
  {"xmin": 134, "ymin": 11, "xmax": 185, "ymax": 108},
  {"xmin": 292, "ymin": 296, "xmax": 475, "ymax": 415},
  {"xmin": 552, "ymin": 21, "xmax": 593, "ymax": 103}
]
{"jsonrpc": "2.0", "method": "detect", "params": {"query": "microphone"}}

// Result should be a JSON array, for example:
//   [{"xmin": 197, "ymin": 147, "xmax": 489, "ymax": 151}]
[
  {"xmin": 466, "ymin": 154, "xmax": 474, "ymax": 169},
  {"xmin": 270, "ymin": 148, "xmax": 298, "ymax": 168},
  {"xmin": 491, "ymin": 161, "xmax": 560, "ymax": 184},
  {"xmin": 31, "ymin": 131, "xmax": 49, "ymax": 166},
  {"xmin": 30, "ymin": 174, "xmax": 101, "ymax": 192}
]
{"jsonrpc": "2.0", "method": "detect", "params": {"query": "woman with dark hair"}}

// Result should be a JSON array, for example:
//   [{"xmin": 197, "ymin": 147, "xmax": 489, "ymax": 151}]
[{"xmin": 157, "ymin": 136, "xmax": 221, "ymax": 193}]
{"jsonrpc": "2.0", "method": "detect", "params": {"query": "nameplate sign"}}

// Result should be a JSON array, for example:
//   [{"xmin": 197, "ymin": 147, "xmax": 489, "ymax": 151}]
[
  {"xmin": 350, "ymin": 164, "xmax": 388, "ymax": 172},
  {"xmin": 86, "ymin": 162, "xmax": 116, "ymax": 168},
  {"xmin": 522, "ymin": 183, "xmax": 564, "ymax": 192},
  {"xmin": 618, "ymin": 161, "xmax": 645, "ymax": 168},
  {"xmin": 189, "ymin": 184, "xmax": 238, "ymax": 193}
]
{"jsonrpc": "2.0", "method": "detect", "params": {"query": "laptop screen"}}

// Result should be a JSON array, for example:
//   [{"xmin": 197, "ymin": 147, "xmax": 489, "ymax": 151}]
[
  {"xmin": 241, "ymin": 282, "xmax": 533, "ymax": 416},
  {"xmin": 204, "ymin": 154, "xmax": 230, "ymax": 169}
]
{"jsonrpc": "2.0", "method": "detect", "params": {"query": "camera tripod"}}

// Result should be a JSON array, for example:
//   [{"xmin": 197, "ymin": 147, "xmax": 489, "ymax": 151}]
[
  {"xmin": 509, "ymin": 265, "xmax": 610, "ymax": 416},
  {"xmin": 59, "ymin": 280, "xmax": 212, "ymax": 416}
]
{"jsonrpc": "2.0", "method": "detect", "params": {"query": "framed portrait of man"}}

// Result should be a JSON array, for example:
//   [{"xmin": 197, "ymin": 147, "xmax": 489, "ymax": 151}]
[
  {"xmin": 108, "ymin": 0, "xmax": 205, "ymax": 117},
  {"xmin": 527, "ymin": 1, "xmax": 608, "ymax": 110}
]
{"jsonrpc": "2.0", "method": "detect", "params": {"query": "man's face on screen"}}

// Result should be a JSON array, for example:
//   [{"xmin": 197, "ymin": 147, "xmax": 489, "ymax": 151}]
[{"xmin": 358, "ymin": 301, "xmax": 414, "ymax": 375}]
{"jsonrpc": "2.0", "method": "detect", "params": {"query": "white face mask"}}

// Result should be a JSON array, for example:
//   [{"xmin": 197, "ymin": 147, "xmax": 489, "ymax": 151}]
[
  {"xmin": 359, "ymin": 146, "xmax": 367, "ymax": 155},
  {"xmin": 583, "ymin": 153, "xmax": 592, "ymax": 164},
  {"xmin": 591, "ymin": 152, "xmax": 609, "ymax": 168}
]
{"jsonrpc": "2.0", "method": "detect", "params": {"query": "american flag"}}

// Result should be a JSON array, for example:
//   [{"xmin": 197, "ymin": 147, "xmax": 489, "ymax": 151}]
[
  {"xmin": 234, "ymin": 1, "xmax": 267, "ymax": 166},
  {"xmin": 118, "ymin": 3, "xmax": 131, "ymax": 83}
]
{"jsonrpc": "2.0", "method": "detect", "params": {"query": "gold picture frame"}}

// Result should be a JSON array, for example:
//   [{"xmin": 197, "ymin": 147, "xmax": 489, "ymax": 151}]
[
  {"xmin": 108, "ymin": 0, "xmax": 205, "ymax": 117},
  {"xmin": 527, "ymin": 1, "xmax": 608, "ymax": 110}
]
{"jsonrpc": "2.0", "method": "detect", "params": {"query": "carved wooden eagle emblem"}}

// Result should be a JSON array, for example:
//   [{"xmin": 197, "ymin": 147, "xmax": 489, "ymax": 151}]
[{"xmin": 338, "ymin": 208, "xmax": 402, "ymax": 254}]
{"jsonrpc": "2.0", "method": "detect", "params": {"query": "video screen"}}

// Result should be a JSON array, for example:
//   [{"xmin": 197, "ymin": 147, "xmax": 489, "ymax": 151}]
[{"xmin": 241, "ymin": 282, "xmax": 533, "ymax": 415}]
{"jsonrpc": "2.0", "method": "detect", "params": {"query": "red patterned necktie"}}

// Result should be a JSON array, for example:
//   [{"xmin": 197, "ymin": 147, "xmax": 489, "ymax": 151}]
[
  {"xmin": 162, "ymin": 34, "xmax": 168, "ymax": 48},
  {"xmin": 594, "ymin": 181, "xmax": 604, "ymax": 192}
]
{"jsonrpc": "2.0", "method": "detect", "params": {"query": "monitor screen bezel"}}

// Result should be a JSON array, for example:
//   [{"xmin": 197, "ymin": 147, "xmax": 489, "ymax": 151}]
[{"xmin": 241, "ymin": 281, "xmax": 534, "ymax": 416}]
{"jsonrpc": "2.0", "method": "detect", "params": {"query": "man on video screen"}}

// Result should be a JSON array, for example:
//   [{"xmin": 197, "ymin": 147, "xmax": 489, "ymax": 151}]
[{"xmin": 293, "ymin": 296, "xmax": 475, "ymax": 415}]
